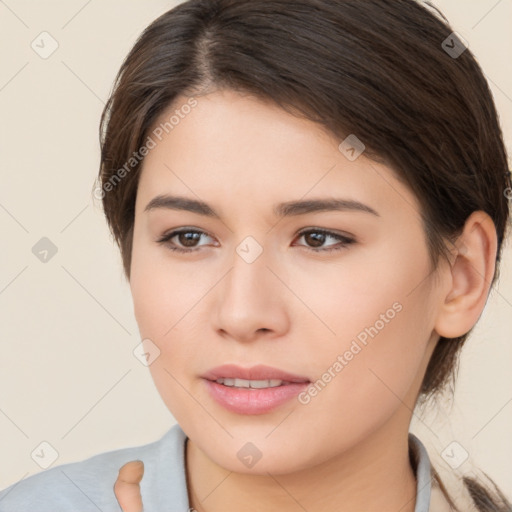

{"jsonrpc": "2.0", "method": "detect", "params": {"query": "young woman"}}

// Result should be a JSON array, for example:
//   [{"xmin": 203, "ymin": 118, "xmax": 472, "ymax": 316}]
[{"xmin": 1, "ymin": 1, "xmax": 510, "ymax": 511}]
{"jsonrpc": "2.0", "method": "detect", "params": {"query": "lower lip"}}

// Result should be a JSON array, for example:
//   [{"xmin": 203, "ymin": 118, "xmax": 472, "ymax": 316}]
[{"xmin": 204, "ymin": 379, "xmax": 310, "ymax": 415}]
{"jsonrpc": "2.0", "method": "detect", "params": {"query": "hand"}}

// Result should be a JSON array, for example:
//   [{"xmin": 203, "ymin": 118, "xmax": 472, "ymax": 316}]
[{"xmin": 114, "ymin": 460, "xmax": 145, "ymax": 512}]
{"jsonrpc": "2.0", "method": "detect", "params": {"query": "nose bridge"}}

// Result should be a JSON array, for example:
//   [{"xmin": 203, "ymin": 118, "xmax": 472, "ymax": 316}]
[
  {"xmin": 214, "ymin": 236, "xmax": 286, "ymax": 339},
  {"xmin": 225, "ymin": 238, "xmax": 270, "ymax": 304}
]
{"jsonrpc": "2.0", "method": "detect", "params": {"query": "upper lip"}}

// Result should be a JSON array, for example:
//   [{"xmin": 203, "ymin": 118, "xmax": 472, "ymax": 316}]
[{"xmin": 202, "ymin": 364, "xmax": 310, "ymax": 383}]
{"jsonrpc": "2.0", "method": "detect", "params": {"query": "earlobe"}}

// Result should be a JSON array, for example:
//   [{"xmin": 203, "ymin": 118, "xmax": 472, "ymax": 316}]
[{"xmin": 434, "ymin": 211, "xmax": 497, "ymax": 339}]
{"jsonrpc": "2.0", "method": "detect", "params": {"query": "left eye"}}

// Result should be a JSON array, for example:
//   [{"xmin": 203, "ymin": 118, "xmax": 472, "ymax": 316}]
[
  {"xmin": 294, "ymin": 228, "xmax": 355, "ymax": 252},
  {"xmin": 156, "ymin": 228, "xmax": 355, "ymax": 253}
]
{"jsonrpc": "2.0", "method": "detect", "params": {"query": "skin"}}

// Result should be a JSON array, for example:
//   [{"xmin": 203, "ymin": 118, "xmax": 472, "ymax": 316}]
[{"xmin": 113, "ymin": 88, "xmax": 497, "ymax": 512}]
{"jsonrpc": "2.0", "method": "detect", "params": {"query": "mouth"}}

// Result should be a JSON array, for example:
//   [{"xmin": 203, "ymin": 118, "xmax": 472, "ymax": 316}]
[{"xmin": 201, "ymin": 364, "xmax": 311, "ymax": 414}]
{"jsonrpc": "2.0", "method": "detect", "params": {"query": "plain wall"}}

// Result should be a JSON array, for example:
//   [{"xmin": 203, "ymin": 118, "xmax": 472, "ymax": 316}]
[{"xmin": 1, "ymin": 0, "xmax": 511, "ymax": 496}]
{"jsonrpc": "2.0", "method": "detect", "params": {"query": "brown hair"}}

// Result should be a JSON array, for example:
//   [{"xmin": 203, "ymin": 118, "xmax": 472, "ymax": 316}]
[{"xmin": 96, "ymin": 0, "xmax": 511, "ymax": 509}]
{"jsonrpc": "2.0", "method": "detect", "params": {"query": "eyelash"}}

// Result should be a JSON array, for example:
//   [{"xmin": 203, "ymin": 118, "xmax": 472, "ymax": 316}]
[{"xmin": 156, "ymin": 228, "xmax": 355, "ymax": 254}]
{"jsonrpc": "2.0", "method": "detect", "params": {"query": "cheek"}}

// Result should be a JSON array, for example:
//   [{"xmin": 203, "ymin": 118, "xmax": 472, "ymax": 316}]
[
  {"xmin": 129, "ymin": 237, "xmax": 211, "ymax": 399},
  {"xmin": 296, "ymin": 244, "xmax": 435, "ymax": 435},
  {"xmin": 131, "ymin": 267, "xmax": 203, "ymax": 422},
  {"xmin": 289, "ymin": 301, "xmax": 433, "ymax": 465},
  {"xmin": 130, "ymin": 232, "xmax": 199, "ymax": 338}
]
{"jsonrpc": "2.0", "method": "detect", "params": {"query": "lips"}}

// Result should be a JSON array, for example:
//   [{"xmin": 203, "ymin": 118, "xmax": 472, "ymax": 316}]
[
  {"xmin": 201, "ymin": 364, "xmax": 311, "ymax": 414},
  {"xmin": 201, "ymin": 364, "xmax": 310, "ymax": 384}
]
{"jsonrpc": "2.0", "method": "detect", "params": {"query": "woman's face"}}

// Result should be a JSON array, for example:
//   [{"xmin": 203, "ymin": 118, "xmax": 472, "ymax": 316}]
[{"xmin": 130, "ymin": 88, "xmax": 445, "ymax": 474}]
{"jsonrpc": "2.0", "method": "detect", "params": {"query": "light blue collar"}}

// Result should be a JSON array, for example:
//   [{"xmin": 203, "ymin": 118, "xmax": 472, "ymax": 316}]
[{"xmin": 409, "ymin": 432, "xmax": 432, "ymax": 512}]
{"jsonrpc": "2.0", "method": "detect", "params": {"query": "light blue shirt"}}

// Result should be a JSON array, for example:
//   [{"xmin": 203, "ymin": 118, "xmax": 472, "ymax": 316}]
[{"xmin": 0, "ymin": 425, "xmax": 432, "ymax": 511}]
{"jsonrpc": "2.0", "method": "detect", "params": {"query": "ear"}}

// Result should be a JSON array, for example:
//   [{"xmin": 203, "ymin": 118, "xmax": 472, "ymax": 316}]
[{"xmin": 434, "ymin": 211, "xmax": 497, "ymax": 339}]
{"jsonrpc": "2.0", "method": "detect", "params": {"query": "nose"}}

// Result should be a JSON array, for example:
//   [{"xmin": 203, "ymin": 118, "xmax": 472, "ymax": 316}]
[{"xmin": 213, "ymin": 244, "xmax": 289, "ymax": 343}]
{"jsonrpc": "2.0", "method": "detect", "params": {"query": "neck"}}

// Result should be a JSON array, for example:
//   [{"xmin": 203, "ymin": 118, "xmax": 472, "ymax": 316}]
[{"xmin": 185, "ymin": 415, "xmax": 418, "ymax": 512}]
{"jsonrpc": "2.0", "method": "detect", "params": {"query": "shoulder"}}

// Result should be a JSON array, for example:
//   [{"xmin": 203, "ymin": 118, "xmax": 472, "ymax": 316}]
[{"xmin": 0, "ymin": 423, "xmax": 189, "ymax": 512}]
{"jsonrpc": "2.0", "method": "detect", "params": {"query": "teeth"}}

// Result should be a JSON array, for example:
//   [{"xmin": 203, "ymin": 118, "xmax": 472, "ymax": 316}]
[{"xmin": 216, "ymin": 378, "xmax": 284, "ymax": 388}]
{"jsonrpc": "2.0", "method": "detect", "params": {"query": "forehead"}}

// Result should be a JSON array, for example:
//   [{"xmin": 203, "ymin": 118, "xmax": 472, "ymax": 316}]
[{"xmin": 135, "ymin": 89, "xmax": 420, "ymax": 221}]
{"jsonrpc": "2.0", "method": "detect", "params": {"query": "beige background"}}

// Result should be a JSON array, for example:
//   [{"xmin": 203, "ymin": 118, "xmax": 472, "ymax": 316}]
[{"xmin": 0, "ymin": 0, "xmax": 511, "ymax": 496}]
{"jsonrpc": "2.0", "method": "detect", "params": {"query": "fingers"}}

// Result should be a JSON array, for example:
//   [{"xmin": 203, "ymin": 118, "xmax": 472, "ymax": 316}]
[{"xmin": 114, "ymin": 460, "xmax": 145, "ymax": 512}]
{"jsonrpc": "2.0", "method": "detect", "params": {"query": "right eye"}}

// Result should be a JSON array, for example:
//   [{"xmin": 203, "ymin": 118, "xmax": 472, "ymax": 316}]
[{"xmin": 156, "ymin": 228, "xmax": 217, "ymax": 253}]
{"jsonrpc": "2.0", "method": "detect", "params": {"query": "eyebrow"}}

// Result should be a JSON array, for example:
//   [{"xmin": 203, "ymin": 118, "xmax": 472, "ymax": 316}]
[{"xmin": 144, "ymin": 194, "xmax": 379, "ymax": 218}]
